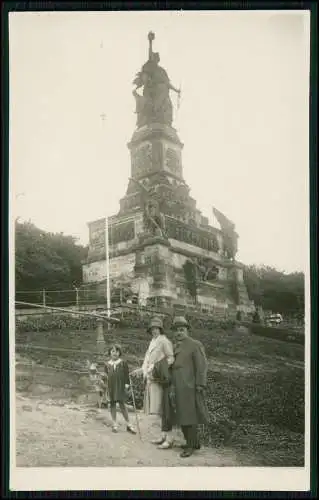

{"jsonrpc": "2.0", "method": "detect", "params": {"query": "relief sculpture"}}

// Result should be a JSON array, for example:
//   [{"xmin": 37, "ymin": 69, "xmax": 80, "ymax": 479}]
[{"xmin": 131, "ymin": 143, "xmax": 152, "ymax": 178}]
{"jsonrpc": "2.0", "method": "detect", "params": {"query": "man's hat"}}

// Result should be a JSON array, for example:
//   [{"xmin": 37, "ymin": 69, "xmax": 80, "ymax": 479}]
[
  {"xmin": 147, "ymin": 316, "xmax": 163, "ymax": 332},
  {"xmin": 172, "ymin": 316, "xmax": 190, "ymax": 330}
]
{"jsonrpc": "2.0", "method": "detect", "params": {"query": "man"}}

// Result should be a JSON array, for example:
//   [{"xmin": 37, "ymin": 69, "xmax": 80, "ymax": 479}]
[{"xmin": 171, "ymin": 316, "xmax": 209, "ymax": 458}]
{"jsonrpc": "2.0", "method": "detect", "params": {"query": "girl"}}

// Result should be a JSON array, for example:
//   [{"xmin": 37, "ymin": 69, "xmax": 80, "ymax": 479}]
[{"xmin": 104, "ymin": 344, "xmax": 136, "ymax": 434}]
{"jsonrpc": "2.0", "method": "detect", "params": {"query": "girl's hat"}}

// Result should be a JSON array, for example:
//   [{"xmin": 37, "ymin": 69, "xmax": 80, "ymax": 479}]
[
  {"xmin": 172, "ymin": 316, "xmax": 190, "ymax": 330},
  {"xmin": 147, "ymin": 316, "xmax": 163, "ymax": 332}
]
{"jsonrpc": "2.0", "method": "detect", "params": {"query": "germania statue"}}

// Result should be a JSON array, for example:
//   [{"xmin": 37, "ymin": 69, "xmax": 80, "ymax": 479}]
[{"xmin": 132, "ymin": 31, "xmax": 181, "ymax": 128}]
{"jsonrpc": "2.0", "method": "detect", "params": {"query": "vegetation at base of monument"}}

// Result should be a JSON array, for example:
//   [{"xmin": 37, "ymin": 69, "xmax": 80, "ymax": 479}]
[
  {"xmin": 182, "ymin": 260, "xmax": 197, "ymax": 302},
  {"xmin": 16, "ymin": 311, "xmax": 238, "ymax": 335},
  {"xmin": 15, "ymin": 221, "xmax": 87, "ymax": 295},
  {"xmin": 248, "ymin": 323, "xmax": 304, "ymax": 345},
  {"xmin": 244, "ymin": 265, "xmax": 304, "ymax": 320},
  {"xmin": 16, "ymin": 323, "xmax": 304, "ymax": 466},
  {"xmin": 16, "ymin": 310, "xmax": 304, "ymax": 346}
]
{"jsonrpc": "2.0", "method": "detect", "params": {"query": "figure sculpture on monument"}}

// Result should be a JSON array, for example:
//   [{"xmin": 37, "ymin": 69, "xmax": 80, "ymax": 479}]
[
  {"xmin": 133, "ymin": 32, "xmax": 181, "ymax": 128},
  {"xmin": 212, "ymin": 207, "xmax": 238, "ymax": 260},
  {"xmin": 129, "ymin": 177, "xmax": 167, "ymax": 239},
  {"xmin": 193, "ymin": 257, "xmax": 218, "ymax": 282}
]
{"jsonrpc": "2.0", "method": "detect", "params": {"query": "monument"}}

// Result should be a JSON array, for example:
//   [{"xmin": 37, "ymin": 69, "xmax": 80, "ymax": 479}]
[{"xmin": 82, "ymin": 32, "xmax": 253, "ymax": 316}]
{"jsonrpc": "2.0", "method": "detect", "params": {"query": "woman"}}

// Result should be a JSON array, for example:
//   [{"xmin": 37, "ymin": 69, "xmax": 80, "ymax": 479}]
[{"xmin": 131, "ymin": 316, "xmax": 174, "ymax": 448}]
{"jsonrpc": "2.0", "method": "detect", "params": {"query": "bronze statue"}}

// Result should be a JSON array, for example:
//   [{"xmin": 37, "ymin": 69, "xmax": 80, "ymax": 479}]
[
  {"xmin": 212, "ymin": 207, "xmax": 238, "ymax": 260},
  {"xmin": 132, "ymin": 32, "xmax": 181, "ymax": 128},
  {"xmin": 129, "ymin": 177, "xmax": 167, "ymax": 238},
  {"xmin": 193, "ymin": 257, "xmax": 219, "ymax": 282}
]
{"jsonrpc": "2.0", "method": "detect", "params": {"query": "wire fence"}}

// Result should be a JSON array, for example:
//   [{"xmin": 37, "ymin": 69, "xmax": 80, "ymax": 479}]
[
  {"xmin": 15, "ymin": 286, "xmax": 238, "ymax": 320},
  {"xmin": 15, "ymin": 287, "xmax": 304, "ymax": 328}
]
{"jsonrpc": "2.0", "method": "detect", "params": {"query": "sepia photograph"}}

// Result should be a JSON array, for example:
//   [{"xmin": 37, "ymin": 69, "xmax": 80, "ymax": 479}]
[{"xmin": 9, "ymin": 8, "xmax": 311, "ymax": 491}]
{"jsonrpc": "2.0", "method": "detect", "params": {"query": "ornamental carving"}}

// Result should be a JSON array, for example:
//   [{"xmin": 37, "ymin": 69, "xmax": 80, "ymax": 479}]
[
  {"xmin": 165, "ymin": 147, "xmax": 181, "ymax": 175},
  {"xmin": 109, "ymin": 221, "xmax": 136, "ymax": 245},
  {"xmin": 152, "ymin": 140, "xmax": 163, "ymax": 172},
  {"xmin": 131, "ymin": 143, "xmax": 152, "ymax": 178}
]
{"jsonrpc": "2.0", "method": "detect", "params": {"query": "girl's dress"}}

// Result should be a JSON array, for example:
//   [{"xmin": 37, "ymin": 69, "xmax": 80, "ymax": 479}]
[{"xmin": 104, "ymin": 359, "xmax": 130, "ymax": 403}]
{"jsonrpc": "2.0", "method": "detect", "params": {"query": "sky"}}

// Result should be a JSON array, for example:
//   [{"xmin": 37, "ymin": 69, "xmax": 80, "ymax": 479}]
[{"xmin": 9, "ymin": 10, "xmax": 310, "ymax": 273}]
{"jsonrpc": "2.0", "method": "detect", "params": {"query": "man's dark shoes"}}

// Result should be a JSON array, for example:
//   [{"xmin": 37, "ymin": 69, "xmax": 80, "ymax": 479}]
[
  {"xmin": 180, "ymin": 447, "xmax": 194, "ymax": 458},
  {"xmin": 180, "ymin": 443, "xmax": 200, "ymax": 450}
]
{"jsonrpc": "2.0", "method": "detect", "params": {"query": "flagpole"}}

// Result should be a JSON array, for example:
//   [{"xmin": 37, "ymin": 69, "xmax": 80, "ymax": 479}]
[
  {"xmin": 100, "ymin": 112, "xmax": 111, "ymax": 327},
  {"xmin": 105, "ymin": 216, "xmax": 111, "ymax": 326}
]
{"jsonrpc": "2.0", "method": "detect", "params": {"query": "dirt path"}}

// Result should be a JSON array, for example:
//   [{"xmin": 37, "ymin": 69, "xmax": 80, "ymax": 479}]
[{"xmin": 15, "ymin": 395, "xmax": 246, "ymax": 467}]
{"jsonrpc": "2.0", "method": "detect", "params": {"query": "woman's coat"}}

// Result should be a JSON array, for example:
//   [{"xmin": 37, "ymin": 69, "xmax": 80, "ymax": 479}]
[{"xmin": 142, "ymin": 334, "xmax": 174, "ymax": 415}]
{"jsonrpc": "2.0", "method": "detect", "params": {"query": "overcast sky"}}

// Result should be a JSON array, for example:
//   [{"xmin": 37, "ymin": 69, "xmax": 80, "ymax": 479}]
[{"xmin": 9, "ymin": 10, "xmax": 310, "ymax": 273}]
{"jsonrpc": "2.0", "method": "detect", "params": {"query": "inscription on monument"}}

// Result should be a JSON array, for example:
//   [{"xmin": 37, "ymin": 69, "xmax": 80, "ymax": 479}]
[{"xmin": 165, "ymin": 216, "xmax": 219, "ymax": 252}]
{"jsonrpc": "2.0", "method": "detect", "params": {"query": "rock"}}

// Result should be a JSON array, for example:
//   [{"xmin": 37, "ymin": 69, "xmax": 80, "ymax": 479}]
[{"xmin": 22, "ymin": 404, "xmax": 33, "ymax": 412}]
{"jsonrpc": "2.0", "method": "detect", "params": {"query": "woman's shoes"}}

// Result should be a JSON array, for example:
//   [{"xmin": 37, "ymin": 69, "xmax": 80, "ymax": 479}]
[
  {"xmin": 157, "ymin": 440, "xmax": 174, "ymax": 450},
  {"xmin": 126, "ymin": 425, "xmax": 137, "ymax": 435},
  {"xmin": 112, "ymin": 425, "xmax": 118, "ymax": 433},
  {"xmin": 151, "ymin": 437, "xmax": 166, "ymax": 445}
]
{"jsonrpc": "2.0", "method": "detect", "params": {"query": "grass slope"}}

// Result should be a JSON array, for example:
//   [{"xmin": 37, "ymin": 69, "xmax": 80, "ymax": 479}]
[{"xmin": 16, "ymin": 323, "xmax": 304, "ymax": 466}]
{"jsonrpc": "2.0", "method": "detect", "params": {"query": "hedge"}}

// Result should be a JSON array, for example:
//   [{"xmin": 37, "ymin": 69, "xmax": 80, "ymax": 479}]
[
  {"xmin": 248, "ymin": 323, "xmax": 304, "ymax": 345},
  {"xmin": 15, "ymin": 311, "xmax": 237, "ymax": 335}
]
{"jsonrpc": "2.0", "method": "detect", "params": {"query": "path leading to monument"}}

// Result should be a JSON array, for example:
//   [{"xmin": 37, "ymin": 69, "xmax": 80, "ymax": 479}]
[{"xmin": 15, "ymin": 394, "xmax": 256, "ymax": 467}]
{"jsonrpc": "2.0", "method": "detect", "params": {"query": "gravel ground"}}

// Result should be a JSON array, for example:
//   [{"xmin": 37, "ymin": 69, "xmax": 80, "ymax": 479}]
[{"xmin": 15, "ymin": 394, "xmax": 251, "ymax": 467}]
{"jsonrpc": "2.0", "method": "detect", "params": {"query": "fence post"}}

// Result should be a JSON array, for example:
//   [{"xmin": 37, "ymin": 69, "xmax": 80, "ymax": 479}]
[
  {"xmin": 42, "ymin": 289, "xmax": 46, "ymax": 307},
  {"xmin": 75, "ymin": 287, "xmax": 79, "ymax": 309}
]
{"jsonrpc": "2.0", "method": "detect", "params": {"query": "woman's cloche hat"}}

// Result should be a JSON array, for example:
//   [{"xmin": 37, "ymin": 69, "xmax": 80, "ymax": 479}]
[{"xmin": 147, "ymin": 316, "xmax": 164, "ymax": 332}]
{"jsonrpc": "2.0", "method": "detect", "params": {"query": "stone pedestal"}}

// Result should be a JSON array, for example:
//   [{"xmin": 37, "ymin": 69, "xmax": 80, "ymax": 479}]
[{"xmin": 96, "ymin": 318, "xmax": 105, "ymax": 351}]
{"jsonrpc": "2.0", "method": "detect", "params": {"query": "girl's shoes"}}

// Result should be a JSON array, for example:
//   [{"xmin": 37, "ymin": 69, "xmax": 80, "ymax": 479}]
[
  {"xmin": 157, "ymin": 439, "xmax": 174, "ymax": 450},
  {"xmin": 126, "ymin": 425, "xmax": 137, "ymax": 435},
  {"xmin": 112, "ymin": 425, "xmax": 118, "ymax": 433}
]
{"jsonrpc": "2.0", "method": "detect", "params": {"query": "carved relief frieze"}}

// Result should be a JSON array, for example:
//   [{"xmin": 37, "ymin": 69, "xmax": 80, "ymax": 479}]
[{"xmin": 131, "ymin": 142, "xmax": 152, "ymax": 178}]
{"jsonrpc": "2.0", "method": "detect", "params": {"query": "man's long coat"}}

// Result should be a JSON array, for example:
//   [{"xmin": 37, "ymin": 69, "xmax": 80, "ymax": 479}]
[{"xmin": 171, "ymin": 336, "xmax": 209, "ymax": 427}]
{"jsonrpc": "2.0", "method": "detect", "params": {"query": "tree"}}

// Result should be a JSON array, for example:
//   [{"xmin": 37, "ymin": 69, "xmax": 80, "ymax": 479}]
[
  {"xmin": 15, "ymin": 220, "xmax": 87, "ymax": 292},
  {"xmin": 243, "ymin": 264, "xmax": 304, "ymax": 318},
  {"xmin": 183, "ymin": 260, "xmax": 198, "ymax": 303}
]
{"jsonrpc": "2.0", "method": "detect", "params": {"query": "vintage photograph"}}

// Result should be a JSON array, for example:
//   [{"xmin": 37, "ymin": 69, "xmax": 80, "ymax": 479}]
[{"xmin": 9, "ymin": 9, "xmax": 310, "ymax": 491}]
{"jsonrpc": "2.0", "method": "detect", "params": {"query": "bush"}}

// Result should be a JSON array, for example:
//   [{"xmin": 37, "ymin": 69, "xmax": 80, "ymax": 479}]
[
  {"xmin": 16, "ymin": 315, "xmax": 96, "ymax": 333},
  {"xmin": 250, "ymin": 324, "xmax": 304, "ymax": 345}
]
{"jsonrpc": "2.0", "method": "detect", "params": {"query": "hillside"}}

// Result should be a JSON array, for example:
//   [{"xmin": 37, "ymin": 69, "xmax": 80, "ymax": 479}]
[{"xmin": 15, "ymin": 322, "xmax": 305, "ymax": 466}]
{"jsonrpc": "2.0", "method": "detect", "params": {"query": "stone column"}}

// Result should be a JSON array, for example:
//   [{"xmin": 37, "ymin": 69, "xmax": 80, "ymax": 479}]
[{"xmin": 96, "ymin": 317, "xmax": 105, "ymax": 352}]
